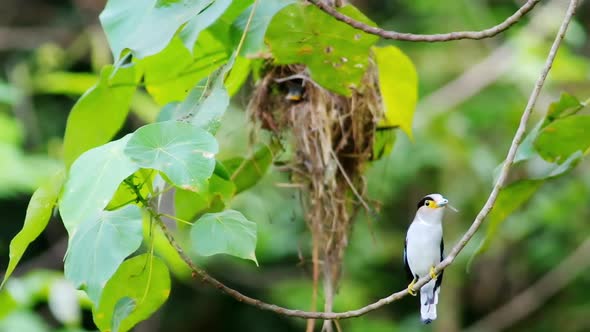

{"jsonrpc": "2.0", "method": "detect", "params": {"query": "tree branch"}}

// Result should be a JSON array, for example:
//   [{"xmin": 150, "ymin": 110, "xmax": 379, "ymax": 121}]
[
  {"xmin": 306, "ymin": 0, "xmax": 540, "ymax": 42},
  {"xmin": 155, "ymin": 0, "xmax": 579, "ymax": 320}
]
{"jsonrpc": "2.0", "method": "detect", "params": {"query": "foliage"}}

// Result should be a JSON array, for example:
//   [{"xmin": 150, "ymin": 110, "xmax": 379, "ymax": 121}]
[
  {"xmin": 471, "ymin": 93, "xmax": 588, "ymax": 263},
  {"xmin": 266, "ymin": 3, "xmax": 379, "ymax": 95},
  {"xmin": 1, "ymin": 171, "xmax": 64, "ymax": 288}
]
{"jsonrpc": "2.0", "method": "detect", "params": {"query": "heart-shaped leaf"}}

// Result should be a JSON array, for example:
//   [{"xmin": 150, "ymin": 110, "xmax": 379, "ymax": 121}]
[
  {"xmin": 60, "ymin": 135, "xmax": 139, "ymax": 234},
  {"xmin": 222, "ymin": 144, "xmax": 273, "ymax": 193},
  {"xmin": 93, "ymin": 254, "xmax": 171, "ymax": 332},
  {"xmin": 231, "ymin": 0, "xmax": 295, "ymax": 56},
  {"xmin": 124, "ymin": 121, "xmax": 218, "ymax": 192},
  {"xmin": 191, "ymin": 209, "xmax": 258, "ymax": 264},
  {"xmin": 179, "ymin": 0, "xmax": 233, "ymax": 52},
  {"xmin": 266, "ymin": 4, "xmax": 379, "ymax": 95},
  {"xmin": 100, "ymin": 0, "xmax": 217, "ymax": 59},
  {"xmin": 63, "ymin": 65, "xmax": 138, "ymax": 168},
  {"xmin": 64, "ymin": 205, "xmax": 143, "ymax": 304},
  {"xmin": 140, "ymin": 35, "xmax": 228, "ymax": 105}
]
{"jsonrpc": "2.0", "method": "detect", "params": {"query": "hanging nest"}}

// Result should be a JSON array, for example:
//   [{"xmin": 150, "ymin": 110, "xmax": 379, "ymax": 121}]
[{"xmin": 248, "ymin": 62, "xmax": 383, "ymax": 324}]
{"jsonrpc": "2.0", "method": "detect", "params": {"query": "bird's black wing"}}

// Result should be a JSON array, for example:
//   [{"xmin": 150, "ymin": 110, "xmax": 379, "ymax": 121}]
[
  {"xmin": 403, "ymin": 238, "xmax": 414, "ymax": 281},
  {"xmin": 434, "ymin": 239, "xmax": 444, "ymax": 290}
]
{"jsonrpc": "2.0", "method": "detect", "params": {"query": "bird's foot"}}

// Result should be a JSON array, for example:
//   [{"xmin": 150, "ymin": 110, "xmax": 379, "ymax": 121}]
[
  {"xmin": 429, "ymin": 266, "xmax": 438, "ymax": 279},
  {"xmin": 407, "ymin": 279, "xmax": 417, "ymax": 296}
]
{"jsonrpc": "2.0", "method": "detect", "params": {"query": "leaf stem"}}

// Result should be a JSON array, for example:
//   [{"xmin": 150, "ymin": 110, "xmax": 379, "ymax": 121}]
[{"xmin": 159, "ymin": 213, "xmax": 193, "ymax": 226}]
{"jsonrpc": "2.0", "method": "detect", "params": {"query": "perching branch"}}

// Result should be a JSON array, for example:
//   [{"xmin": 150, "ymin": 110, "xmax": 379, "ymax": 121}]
[
  {"xmin": 156, "ymin": 0, "xmax": 580, "ymax": 320},
  {"xmin": 306, "ymin": 0, "xmax": 540, "ymax": 42}
]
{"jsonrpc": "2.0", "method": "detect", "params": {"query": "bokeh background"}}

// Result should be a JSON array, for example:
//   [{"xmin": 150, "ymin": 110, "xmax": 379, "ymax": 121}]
[{"xmin": 1, "ymin": 0, "xmax": 589, "ymax": 331}]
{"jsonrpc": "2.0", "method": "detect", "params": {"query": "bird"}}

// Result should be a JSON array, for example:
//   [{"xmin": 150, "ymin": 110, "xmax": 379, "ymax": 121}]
[{"xmin": 404, "ymin": 193, "xmax": 449, "ymax": 324}]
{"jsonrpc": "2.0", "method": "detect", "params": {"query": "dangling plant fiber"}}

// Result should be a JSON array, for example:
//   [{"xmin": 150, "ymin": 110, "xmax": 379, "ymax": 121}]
[{"xmin": 248, "ymin": 61, "xmax": 383, "ymax": 331}]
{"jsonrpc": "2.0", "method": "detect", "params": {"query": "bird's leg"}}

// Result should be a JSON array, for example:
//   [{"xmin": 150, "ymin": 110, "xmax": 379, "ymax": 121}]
[
  {"xmin": 407, "ymin": 277, "xmax": 418, "ymax": 296},
  {"xmin": 429, "ymin": 266, "xmax": 438, "ymax": 279}
]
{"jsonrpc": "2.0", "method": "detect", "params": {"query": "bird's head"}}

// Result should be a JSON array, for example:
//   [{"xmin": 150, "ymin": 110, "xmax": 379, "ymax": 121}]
[{"xmin": 415, "ymin": 193, "xmax": 449, "ymax": 223}]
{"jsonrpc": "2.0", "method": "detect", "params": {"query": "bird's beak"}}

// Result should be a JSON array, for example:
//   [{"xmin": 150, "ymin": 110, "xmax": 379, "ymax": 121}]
[{"xmin": 439, "ymin": 198, "xmax": 459, "ymax": 212}]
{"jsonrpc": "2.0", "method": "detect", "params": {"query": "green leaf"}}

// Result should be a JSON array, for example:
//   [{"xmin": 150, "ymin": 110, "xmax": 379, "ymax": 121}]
[
  {"xmin": 0, "ymin": 290, "xmax": 17, "ymax": 320},
  {"xmin": 174, "ymin": 174, "xmax": 236, "ymax": 224},
  {"xmin": 140, "ymin": 35, "xmax": 227, "ymax": 105},
  {"xmin": 516, "ymin": 93, "xmax": 585, "ymax": 163},
  {"xmin": 64, "ymin": 205, "xmax": 143, "ymax": 304},
  {"xmin": 170, "ymin": 55, "xmax": 236, "ymax": 134},
  {"xmin": 473, "ymin": 152, "xmax": 582, "ymax": 269},
  {"xmin": 224, "ymin": 56, "xmax": 251, "ymax": 96},
  {"xmin": 63, "ymin": 65, "xmax": 137, "ymax": 168},
  {"xmin": 190, "ymin": 209, "xmax": 258, "ymax": 264},
  {"xmin": 543, "ymin": 92, "xmax": 584, "ymax": 126},
  {"xmin": 371, "ymin": 129, "xmax": 396, "ymax": 161},
  {"xmin": 470, "ymin": 180, "xmax": 543, "ymax": 266},
  {"xmin": 175, "ymin": 188, "xmax": 208, "ymax": 223},
  {"xmin": 1, "ymin": 170, "xmax": 64, "ymax": 289},
  {"xmin": 94, "ymin": 254, "xmax": 171, "ymax": 332},
  {"xmin": 372, "ymin": 45, "xmax": 418, "ymax": 138},
  {"xmin": 266, "ymin": 4, "xmax": 379, "ymax": 96},
  {"xmin": 99, "ymin": 0, "xmax": 216, "ymax": 59},
  {"xmin": 207, "ymin": 174, "xmax": 236, "ymax": 203},
  {"xmin": 514, "ymin": 121, "xmax": 542, "ymax": 163},
  {"xmin": 111, "ymin": 297, "xmax": 136, "ymax": 332},
  {"xmin": 477, "ymin": 94, "xmax": 589, "ymax": 267},
  {"xmin": 124, "ymin": 121, "xmax": 218, "ymax": 192},
  {"xmin": 179, "ymin": 0, "xmax": 233, "ymax": 52},
  {"xmin": 543, "ymin": 151, "xmax": 583, "ymax": 178},
  {"xmin": 223, "ymin": 144, "xmax": 273, "ymax": 193},
  {"xmin": 232, "ymin": 0, "xmax": 295, "ymax": 56},
  {"xmin": 33, "ymin": 72, "xmax": 98, "ymax": 95},
  {"xmin": 185, "ymin": 83, "xmax": 229, "ymax": 134},
  {"xmin": 140, "ymin": 215, "xmax": 192, "ymax": 278},
  {"xmin": 206, "ymin": 0, "xmax": 254, "ymax": 50},
  {"xmin": 213, "ymin": 160, "xmax": 231, "ymax": 181},
  {"xmin": 60, "ymin": 135, "xmax": 139, "ymax": 234},
  {"xmin": 106, "ymin": 169, "xmax": 154, "ymax": 210},
  {"xmin": 534, "ymin": 115, "xmax": 590, "ymax": 163}
]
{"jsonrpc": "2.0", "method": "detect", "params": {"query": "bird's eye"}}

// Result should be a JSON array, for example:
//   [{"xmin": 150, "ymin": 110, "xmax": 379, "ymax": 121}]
[{"xmin": 425, "ymin": 201, "xmax": 430, "ymax": 207}]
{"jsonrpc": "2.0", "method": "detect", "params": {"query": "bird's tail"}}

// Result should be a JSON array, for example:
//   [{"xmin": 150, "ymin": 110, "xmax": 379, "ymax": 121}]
[{"xmin": 420, "ymin": 280, "xmax": 438, "ymax": 324}]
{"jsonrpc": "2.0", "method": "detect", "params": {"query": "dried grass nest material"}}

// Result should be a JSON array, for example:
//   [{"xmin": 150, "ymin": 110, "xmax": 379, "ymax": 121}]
[{"xmin": 248, "ymin": 62, "xmax": 383, "ymax": 308}]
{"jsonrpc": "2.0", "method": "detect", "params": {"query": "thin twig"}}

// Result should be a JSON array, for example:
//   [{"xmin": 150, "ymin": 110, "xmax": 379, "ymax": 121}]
[
  {"xmin": 466, "ymin": 238, "xmax": 590, "ymax": 332},
  {"xmin": 306, "ymin": 0, "xmax": 540, "ymax": 42},
  {"xmin": 155, "ymin": 0, "xmax": 579, "ymax": 320}
]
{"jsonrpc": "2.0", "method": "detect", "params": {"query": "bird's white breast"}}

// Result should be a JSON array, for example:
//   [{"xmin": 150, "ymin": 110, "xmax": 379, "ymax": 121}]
[{"xmin": 406, "ymin": 220, "xmax": 443, "ymax": 278}]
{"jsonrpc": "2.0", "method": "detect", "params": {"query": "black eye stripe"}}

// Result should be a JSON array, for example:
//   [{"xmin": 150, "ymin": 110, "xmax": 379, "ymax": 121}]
[{"xmin": 417, "ymin": 196, "xmax": 434, "ymax": 209}]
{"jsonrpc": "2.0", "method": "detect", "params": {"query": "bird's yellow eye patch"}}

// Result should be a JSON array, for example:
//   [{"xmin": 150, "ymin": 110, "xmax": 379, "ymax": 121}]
[{"xmin": 425, "ymin": 200, "xmax": 438, "ymax": 208}]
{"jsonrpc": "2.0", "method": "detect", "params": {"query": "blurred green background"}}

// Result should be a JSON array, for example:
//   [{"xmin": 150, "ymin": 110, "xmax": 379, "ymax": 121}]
[{"xmin": 1, "ymin": 0, "xmax": 589, "ymax": 331}]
